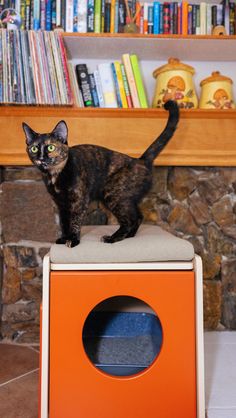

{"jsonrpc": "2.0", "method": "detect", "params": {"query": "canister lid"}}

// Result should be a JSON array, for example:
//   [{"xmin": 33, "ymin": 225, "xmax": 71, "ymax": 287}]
[
  {"xmin": 153, "ymin": 58, "xmax": 195, "ymax": 78},
  {"xmin": 200, "ymin": 71, "xmax": 233, "ymax": 86}
]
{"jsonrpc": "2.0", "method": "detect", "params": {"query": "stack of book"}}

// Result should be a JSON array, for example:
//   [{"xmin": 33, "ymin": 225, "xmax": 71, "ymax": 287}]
[
  {"xmin": 3, "ymin": 0, "xmax": 236, "ymax": 35},
  {"xmin": 69, "ymin": 53, "xmax": 148, "ymax": 108},
  {"xmin": 0, "ymin": 29, "xmax": 72, "ymax": 105}
]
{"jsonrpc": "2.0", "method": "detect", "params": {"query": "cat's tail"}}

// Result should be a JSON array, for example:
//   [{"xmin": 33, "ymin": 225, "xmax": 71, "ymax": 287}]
[{"xmin": 140, "ymin": 100, "xmax": 179, "ymax": 166}]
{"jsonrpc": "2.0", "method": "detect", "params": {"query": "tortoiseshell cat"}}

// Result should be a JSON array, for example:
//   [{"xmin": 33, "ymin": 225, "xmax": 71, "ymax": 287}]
[{"xmin": 23, "ymin": 100, "xmax": 179, "ymax": 248}]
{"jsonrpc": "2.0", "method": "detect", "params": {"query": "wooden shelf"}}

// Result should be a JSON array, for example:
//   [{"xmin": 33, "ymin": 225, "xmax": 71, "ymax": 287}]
[
  {"xmin": 1, "ymin": 107, "xmax": 236, "ymax": 166},
  {"xmin": 63, "ymin": 33, "xmax": 236, "ymax": 61}
]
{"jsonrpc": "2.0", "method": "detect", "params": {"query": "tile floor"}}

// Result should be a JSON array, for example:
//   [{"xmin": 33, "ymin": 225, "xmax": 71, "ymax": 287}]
[{"xmin": 0, "ymin": 332, "xmax": 235, "ymax": 418}]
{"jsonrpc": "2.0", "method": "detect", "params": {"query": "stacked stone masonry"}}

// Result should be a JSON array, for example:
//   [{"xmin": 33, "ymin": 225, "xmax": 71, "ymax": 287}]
[{"xmin": 0, "ymin": 166, "xmax": 235, "ymax": 343}]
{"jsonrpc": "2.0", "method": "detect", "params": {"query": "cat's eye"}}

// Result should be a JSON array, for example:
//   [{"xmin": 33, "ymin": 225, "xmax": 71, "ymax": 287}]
[
  {"xmin": 47, "ymin": 144, "xmax": 56, "ymax": 152},
  {"xmin": 30, "ymin": 145, "xmax": 38, "ymax": 153}
]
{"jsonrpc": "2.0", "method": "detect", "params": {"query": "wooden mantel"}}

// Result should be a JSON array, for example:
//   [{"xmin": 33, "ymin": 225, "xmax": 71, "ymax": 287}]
[{"xmin": 0, "ymin": 107, "xmax": 236, "ymax": 166}]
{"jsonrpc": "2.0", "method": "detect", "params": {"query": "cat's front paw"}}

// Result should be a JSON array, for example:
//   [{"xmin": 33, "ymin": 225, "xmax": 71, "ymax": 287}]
[
  {"xmin": 101, "ymin": 235, "xmax": 114, "ymax": 244},
  {"xmin": 66, "ymin": 238, "xmax": 80, "ymax": 248},
  {"xmin": 56, "ymin": 237, "xmax": 67, "ymax": 244}
]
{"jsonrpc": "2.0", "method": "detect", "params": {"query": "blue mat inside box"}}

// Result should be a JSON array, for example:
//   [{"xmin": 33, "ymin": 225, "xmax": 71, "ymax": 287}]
[{"xmin": 82, "ymin": 311, "xmax": 163, "ymax": 376}]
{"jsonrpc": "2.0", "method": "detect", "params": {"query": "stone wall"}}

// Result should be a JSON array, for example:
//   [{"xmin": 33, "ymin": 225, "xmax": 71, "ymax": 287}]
[{"xmin": 0, "ymin": 165, "xmax": 236, "ymax": 343}]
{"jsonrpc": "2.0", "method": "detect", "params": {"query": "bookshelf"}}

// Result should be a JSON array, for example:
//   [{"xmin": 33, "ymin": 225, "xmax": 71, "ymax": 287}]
[{"xmin": 1, "ymin": 33, "xmax": 236, "ymax": 166}]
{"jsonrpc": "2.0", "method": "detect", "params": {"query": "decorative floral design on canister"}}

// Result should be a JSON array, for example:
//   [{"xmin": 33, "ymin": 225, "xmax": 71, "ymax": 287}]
[
  {"xmin": 152, "ymin": 58, "xmax": 198, "ymax": 109},
  {"xmin": 199, "ymin": 71, "xmax": 235, "ymax": 109}
]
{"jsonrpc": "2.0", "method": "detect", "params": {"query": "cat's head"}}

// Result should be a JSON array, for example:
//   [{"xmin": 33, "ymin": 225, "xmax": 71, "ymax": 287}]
[{"xmin": 23, "ymin": 120, "xmax": 69, "ymax": 172}]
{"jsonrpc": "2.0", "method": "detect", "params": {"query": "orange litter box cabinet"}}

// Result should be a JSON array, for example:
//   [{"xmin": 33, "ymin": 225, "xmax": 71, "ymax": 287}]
[{"xmin": 39, "ymin": 225, "xmax": 205, "ymax": 418}]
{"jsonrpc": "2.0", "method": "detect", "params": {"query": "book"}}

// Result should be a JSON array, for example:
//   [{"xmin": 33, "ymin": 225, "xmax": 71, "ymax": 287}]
[
  {"xmin": 118, "ymin": 0, "xmax": 126, "ymax": 32},
  {"xmin": 33, "ymin": 0, "xmax": 40, "ymax": 29},
  {"xmin": 120, "ymin": 62, "xmax": 132, "ymax": 107},
  {"xmin": 163, "ymin": 2, "xmax": 170, "ymax": 34},
  {"xmin": 45, "ymin": 0, "xmax": 52, "ymax": 30},
  {"xmin": 104, "ymin": 0, "xmax": 111, "ymax": 32},
  {"xmin": 147, "ymin": 4, "xmax": 154, "ymax": 34},
  {"xmin": 113, "ymin": 61, "xmax": 128, "ymax": 108},
  {"xmin": 78, "ymin": 0, "xmax": 88, "ymax": 32},
  {"xmin": 94, "ymin": 0, "xmax": 102, "ymax": 32},
  {"xmin": 87, "ymin": 0, "xmax": 95, "ymax": 31},
  {"xmin": 66, "ymin": 0, "xmax": 74, "ymax": 32},
  {"xmin": 153, "ymin": 1, "xmax": 160, "ymax": 34},
  {"xmin": 143, "ymin": 2, "xmax": 148, "ymax": 34},
  {"xmin": 130, "ymin": 54, "xmax": 148, "ymax": 108},
  {"xmin": 75, "ymin": 63, "xmax": 93, "ymax": 106},
  {"xmin": 97, "ymin": 62, "xmax": 117, "ymax": 108},
  {"xmin": 110, "ymin": 0, "xmax": 116, "ymax": 33},
  {"xmin": 68, "ymin": 62, "xmax": 84, "ymax": 106},
  {"xmin": 94, "ymin": 69, "xmax": 105, "ymax": 106},
  {"xmin": 182, "ymin": 1, "xmax": 188, "ymax": 35},
  {"xmin": 200, "ymin": 2, "xmax": 206, "ymax": 35},
  {"xmin": 122, "ymin": 53, "xmax": 140, "ymax": 108},
  {"xmin": 89, "ymin": 73, "xmax": 100, "ymax": 106},
  {"xmin": 111, "ymin": 62, "xmax": 122, "ymax": 107}
]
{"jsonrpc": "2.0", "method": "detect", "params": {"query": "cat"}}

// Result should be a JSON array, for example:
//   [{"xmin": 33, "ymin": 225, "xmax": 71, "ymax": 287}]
[{"xmin": 23, "ymin": 100, "xmax": 179, "ymax": 248}]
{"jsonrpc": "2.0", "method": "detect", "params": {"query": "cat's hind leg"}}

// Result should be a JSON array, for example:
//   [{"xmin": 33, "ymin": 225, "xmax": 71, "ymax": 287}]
[{"xmin": 102, "ymin": 201, "xmax": 143, "ymax": 243}]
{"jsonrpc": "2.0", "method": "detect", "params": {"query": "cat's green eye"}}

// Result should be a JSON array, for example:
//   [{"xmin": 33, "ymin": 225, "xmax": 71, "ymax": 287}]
[
  {"xmin": 47, "ymin": 144, "xmax": 56, "ymax": 152},
  {"xmin": 30, "ymin": 146, "xmax": 38, "ymax": 153}
]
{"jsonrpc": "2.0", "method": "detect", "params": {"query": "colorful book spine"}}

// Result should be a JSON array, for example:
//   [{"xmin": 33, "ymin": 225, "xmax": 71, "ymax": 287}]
[
  {"xmin": 122, "ymin": 53, "xmax": 140, "ymax": 108},
  {"xmin": 94, "ymin": 0, "xmax": 102, "ymax": 32},
  {"xmin": 51, "ymin": 0, "xmax": 57, "ymax": 28},
  {"xmin": 110, "ymin": 0, "xmax": 116, "ymax": 33},
  {"xmin": 73, "ymin": 0, "xmax": 78, "ymax": 31},
  {"xmin": 75, "ymin": 63, "xmax": 93, "ymax": 106},
  {"xmin": 97, "ymin": 62, "xmax": 117, "ymax": 108},
  {"xmin": 114, "ymin": 0, "xmax": 119, "ymax": 32},
  {"xmin": 94, "ymin": 69, "xmax": 105, "ymax": 106},
  {"xmin": 169, "ymin": 2, "xmax": 174, "ymax": 34},
  {"xmin": 118, "ymin": 0, "xmax": 126, "ymax": 33},
  {"xmin": 111, "ymin": 62, "xmax": 122, "ymax": 107},
  {"xmin": 33, "ymin": 0, "xmax": 40, "ymax": 29},
  {"xmin": 163, "ymin": 1, "xmax": 170, "ymax": 34},
  {"xmin": 182, "ymin": 1, "xmax": 188, "ymax": 35},
  {"xmin": 56, "ymin": 0, "xmax": 61, "ymax": 26},
  {"xmin": 113, "ymin": 61, "xmax": 128, "ymax": 108},
  {"xmin": 101, "ymin": 0, "xmax": 106, "ymax": 31},
  {"xmin": 153, "ymin": 1, "xmax": 160, "ymax": 34},
  {"xmin": 130, "ymin": 54, "xmax": 148, "ymax": 108},
  {"xmin": 172, "ymin": 2, "xmax": 178, "ymax": 34},
  {"xmin": 188, "ymin": 4, "xmax": 192, "ymax": 34},
  {"xmin": 120, "ymin": 63, "xmax": 132, "ymax": 108},
  {"xmin": 192, "ymin": 4, "xmax": 197, "ymax": 34},
  {"xmin": 143, "ymin": 2, "xmax": 148, "ymax": 34},
  {"xmin": 87, "ymin": 0, "xmax": 95, "ymax": 31},
  {"xmin": 45, "ymin": 0, "xmax": 52, "ymax": 30}
]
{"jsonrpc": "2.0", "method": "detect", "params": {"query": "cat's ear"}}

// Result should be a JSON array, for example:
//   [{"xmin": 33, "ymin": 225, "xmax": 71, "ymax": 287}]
[
  {"xmin": 22, "ymin": 123, "xmax": 37, "ymax": 145},
  {"xmin": 51, "ymin": 120, "xmax": 68, "ymax": 144}
]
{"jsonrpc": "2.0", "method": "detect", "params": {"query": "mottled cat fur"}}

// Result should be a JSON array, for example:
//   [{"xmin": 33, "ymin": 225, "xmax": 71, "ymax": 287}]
[{"xmin": 23, "ymin": 100, "xmax": 179, "ymax": 248}]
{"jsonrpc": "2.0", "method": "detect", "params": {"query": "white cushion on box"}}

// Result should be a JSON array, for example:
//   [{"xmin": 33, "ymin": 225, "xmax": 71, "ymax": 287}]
[{"xmin": 49, "ymin": 225, "xmax": 194, "ymax": 264}]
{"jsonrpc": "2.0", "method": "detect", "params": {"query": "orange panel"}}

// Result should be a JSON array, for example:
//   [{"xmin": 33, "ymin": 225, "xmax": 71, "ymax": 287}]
[{"xmin": 49, "ymin": 271, "xmax": 196, "ymax": 418}]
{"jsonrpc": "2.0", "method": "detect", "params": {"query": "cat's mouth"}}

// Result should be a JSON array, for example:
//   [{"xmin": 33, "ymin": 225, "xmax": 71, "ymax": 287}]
[{"xmin": 35, "ymin": 160, "xmax": 48, "ymax": 169}]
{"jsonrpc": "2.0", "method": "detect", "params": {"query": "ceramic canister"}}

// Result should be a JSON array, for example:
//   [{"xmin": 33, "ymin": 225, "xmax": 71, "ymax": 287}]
[
  {"xmin": 199, "ymin": 71, "xmax": 235, "ymax": 109},
  {"xmin": 152, "ymin": 57, "xmax": 198, "ymax": 109}
]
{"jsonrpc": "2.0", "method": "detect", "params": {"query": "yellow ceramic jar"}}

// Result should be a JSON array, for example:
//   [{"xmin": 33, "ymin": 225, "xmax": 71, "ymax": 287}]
[
  {"xmin": 199, "ymin": 71, "xmax": 235, "ymax": 109},
  {"xmin": 152, "ymin": 57, "xmax": 198, "ymax": 109}
]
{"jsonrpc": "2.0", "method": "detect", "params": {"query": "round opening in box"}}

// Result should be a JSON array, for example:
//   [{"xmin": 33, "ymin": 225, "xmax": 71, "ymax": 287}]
[{"xmin": 82, "ymin": 296, "xmax": 163, "ymax": 377}]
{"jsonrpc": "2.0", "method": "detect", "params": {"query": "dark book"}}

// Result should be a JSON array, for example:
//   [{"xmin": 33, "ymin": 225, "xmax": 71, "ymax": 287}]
[
  {"xmin": 87, "ymin": 0, "xmax": 95, "ymax": 32},
  {"xmin": 101, "ymin": 0, "xmax": 105, "ymax": 32},
  {"xmin": 173, "ymin": 2, "xmax": 178, "ymax": 34},
  {"xmin": 88, "ymin": 73, "xmax": 99, "ymax": 107},
  {"xmin": 192, "ymin": 4, "xmax": 197, "ymax": 34},
  {"xmin": 163, "ymin": 2, "xmax": 170, "ymax": 34},
  {"xmin": 229, "ymin": 2, "xmax": 235, "ymax": 34},
  {"xmin": 118, "ymin": 0, "xmax": 126, "ymax": 33},
  {"xmin": 148, "ymin": 4, "xmax": 154, "ymax": 34},
  {"xmin": 212, "ymin": 5, "xmax": 217, "ymax": 28},
  {"xmin": 61, "ymin": 0, "xmax": 66, "ymax": 30},
  {"xmin": 169, "ymin": 2, "xmax": 174, "ymax": 34},
  {"xmin": 104, "ymin": 0, "xmax": 111, "ymax": 32},
  {"xmin": 75, "ymin": 64, "xmax": 93, "ymax": 107}
]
